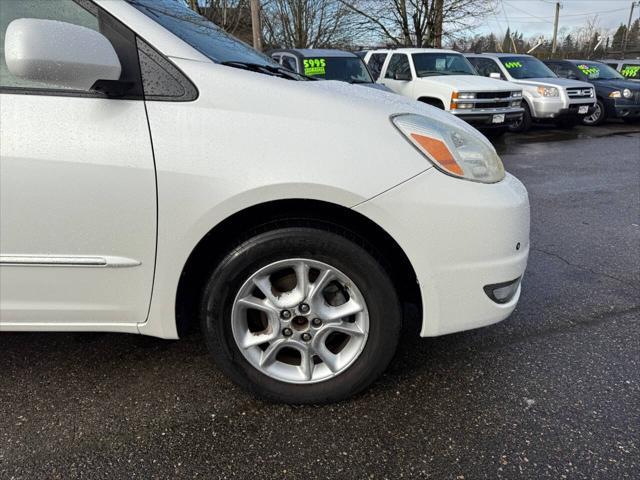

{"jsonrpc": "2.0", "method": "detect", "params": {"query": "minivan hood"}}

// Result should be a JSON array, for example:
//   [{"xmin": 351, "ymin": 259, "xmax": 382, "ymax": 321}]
[
  {"xmin": 518, "ymin": 77, "xmax": 594, "ymax": 89},
  {"xmin": 418, "ymin": 75, "xmax": 518, "ymax": 91}
]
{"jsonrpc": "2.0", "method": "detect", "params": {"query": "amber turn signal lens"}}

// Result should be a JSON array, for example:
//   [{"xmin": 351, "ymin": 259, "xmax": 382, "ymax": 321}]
[{"xmin": 410, "ymin": 133, "xmax": 463, "ymax": 175}]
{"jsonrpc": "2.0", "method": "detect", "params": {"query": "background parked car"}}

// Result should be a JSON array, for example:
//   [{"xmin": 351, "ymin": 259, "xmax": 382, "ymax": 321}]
[
  {"xmin": 269, "ymin": 48, "xmax": 392, "ymax": 92},
  {"xmin": 544, "ymin": 59, "xmax": 640, "ymax": 125},
  {"xmin": 364, "ymin": 48, "xmax": 524, "ymax": 136},
  {"xmin": 466, "ymin": 53, "xmax": 596, "ymax": 132},
  {"xmin": 600, "ymin": 59, "xmax": 640, "ymax": 83}
]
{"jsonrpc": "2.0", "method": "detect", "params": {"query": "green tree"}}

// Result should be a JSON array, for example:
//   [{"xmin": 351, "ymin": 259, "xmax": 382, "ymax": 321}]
[
  {"xmin": 628, "ymin": 18, "xmax": 640, "ymax": 49},
  {"xmin": 562, "ymin": 34, "xmax": 574, "ymax": 54},
  {"xmin": 501, "ymin": 27, "xmax": 511, "ymax": 52},
  {"xmin": 611, "ymin": 23, "xmax": 626, "ymax": 51}
]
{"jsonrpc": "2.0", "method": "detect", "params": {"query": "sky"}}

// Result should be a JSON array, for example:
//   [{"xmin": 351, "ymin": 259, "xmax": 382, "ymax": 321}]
[{"xmin": 477, "ymin": 0, "xmax": 639, "ymax": 39}]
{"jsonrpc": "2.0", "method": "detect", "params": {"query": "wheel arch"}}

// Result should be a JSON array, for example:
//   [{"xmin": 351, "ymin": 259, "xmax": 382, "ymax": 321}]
[
  {"xmin": 174, "ymin": 199, "xmax": 422, "ymax": 337},
  {"xmin": 417, "ymin": 96, "xmax": 446, "ymax": 109}
]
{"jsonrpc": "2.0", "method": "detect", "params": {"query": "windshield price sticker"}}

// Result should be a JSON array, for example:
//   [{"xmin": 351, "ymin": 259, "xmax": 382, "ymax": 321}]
[
  {"xmin": 504, "ymin": 61, "xmax": 522, "ymax": 69},
  {"xmin": 621, "ymin": 65, "xmax": 640, "ymax": 78},
  {"xmin": 304, "ymin": 58, "xmax": 326, "ymax": 76},
  {"xmin": 577, "ymin": 64, "xmax": 599, "ymax": 77}
]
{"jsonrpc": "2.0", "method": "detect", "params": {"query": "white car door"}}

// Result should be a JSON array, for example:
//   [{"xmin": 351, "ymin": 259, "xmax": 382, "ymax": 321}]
[
  {"xmin": 0, "ymin": 0, "xmax": 156, "ymax": 330},
  {"xmin": 380, "ymin": 53, "xmax": 415, "ymax": 98}
]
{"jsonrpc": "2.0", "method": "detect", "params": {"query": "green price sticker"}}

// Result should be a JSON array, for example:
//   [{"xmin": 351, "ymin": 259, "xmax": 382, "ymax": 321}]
[
  {"xmin": 504, "ymin": 61, "xmax": 522, "ymax": 69},
  {"xmin": 577, "ymin": 64, "xmax": 599, "ymax": 77},
  {"xmin": 621, "ymin": 65, "xmax": 640, "ymax": 78},
  {"xmin": 304, "ymin": 58, "xmax": 326, "ymax": 76}
]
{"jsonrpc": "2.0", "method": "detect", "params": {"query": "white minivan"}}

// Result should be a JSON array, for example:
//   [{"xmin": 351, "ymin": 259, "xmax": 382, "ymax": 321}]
[{"xmin": 0, "ymin": 0, "xmax": 530, "ymax": 403}]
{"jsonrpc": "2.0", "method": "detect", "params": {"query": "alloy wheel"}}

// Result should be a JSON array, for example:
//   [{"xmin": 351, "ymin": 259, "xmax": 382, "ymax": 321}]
[{"xmin": 231, "ymin": 258, "xmax": 370, "ymax": 384}]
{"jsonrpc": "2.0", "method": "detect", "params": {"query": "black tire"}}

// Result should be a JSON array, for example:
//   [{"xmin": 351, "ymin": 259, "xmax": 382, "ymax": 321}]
[
  {"xmin": 508, "ymin": 102, "xmax": 532, "ymax": 133},
  {"xmin": 582, "ymin": 99, "xmax": 606, "ymax": 126},
  {"xmin": 200, "ymin": 227, "xmax": 402, "ymax": 404}
]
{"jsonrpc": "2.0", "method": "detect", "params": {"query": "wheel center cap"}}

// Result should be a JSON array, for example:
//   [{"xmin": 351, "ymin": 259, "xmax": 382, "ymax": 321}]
[{"xmin": 291, "ymin": 315, "xmax": 309, "ymax": 331}]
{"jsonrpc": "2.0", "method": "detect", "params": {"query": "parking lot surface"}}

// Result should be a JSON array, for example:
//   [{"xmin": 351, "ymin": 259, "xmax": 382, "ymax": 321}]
[{"xmin": 1, "ymin": 123, "xmax": 639, "ymax": 479}]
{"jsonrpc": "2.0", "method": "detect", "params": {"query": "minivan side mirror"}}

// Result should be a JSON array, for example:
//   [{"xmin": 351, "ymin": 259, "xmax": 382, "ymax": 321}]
[
  {"xmin": 4, "ymin": 18, "xmax": 122, "ymax": 92},
  {"xmin": 394, "ymin": 71, "xmax": 412, "ymax": 81},
  {"xmin": 489, "ymin": 72, "xmax": 502, "ymax": 79}
]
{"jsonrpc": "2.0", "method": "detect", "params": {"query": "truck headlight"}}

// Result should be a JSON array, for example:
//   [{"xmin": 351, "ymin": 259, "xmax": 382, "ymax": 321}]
[
  {"xmin": 391, "ymin": 113, "xmax": 505, "ymax": 184},
  {"xmin": 512, "ymin": 91, "xmax": 522, "ymax": 98},
  {"xmin": 511, "ymin": 100, "xmax": 522, "ymax": 107},
  {"xmin": 623, "ymin": 88, "xmax": 632, "ymax": 98},
  {"xmin": 457, "ymin": 92, "xmax": 476, "ymax": 99},
  {"xmin": 536, "ymin": 86, "xmax": 559, "ymax": 97},
  {"xmin": 609, "ymin": 90, "xmax": 622, "ymax": 98}
]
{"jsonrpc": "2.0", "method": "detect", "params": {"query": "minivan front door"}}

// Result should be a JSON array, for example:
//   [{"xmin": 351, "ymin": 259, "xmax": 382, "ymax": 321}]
[{"xmin": 0, "ymin": 0, "xmax": 156, "ymax": 330}]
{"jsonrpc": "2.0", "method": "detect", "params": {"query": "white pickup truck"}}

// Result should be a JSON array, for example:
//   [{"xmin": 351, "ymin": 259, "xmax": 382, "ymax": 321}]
[{"xmin": 364, "ymin": 48, "xmax": 523, "ymax": 134}]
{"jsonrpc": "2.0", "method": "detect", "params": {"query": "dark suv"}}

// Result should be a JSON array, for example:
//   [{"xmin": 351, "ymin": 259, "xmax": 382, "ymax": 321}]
[
  {"xmin": 544, "ymin": 59, "xmax": 640, "ymax": 125},
  {"xmin": 268, "ymin": 48, "xmax": 391, "ymax": 92}
]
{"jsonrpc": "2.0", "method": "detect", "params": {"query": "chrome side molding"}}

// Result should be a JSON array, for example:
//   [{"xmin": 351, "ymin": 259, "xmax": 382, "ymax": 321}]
[{"xmin": 0, "ymin": 255, "xmax": 141, "ymax": 268}]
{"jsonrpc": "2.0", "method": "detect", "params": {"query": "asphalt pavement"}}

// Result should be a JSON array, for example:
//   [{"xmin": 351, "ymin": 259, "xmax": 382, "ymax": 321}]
[{"xmin": 1, "ymin": 122, "xmax": 639, "ymax": 479}]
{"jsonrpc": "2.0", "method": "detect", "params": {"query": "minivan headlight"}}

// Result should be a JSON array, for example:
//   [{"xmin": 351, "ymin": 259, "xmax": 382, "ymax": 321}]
[{"xmin": 392, "ymin": 113, "xmax": 505, "ymax": 183}]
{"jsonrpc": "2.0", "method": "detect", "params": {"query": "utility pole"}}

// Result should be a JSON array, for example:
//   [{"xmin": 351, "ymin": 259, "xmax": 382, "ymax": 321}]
[
  {"xmin": 551, "ymin": 2, "xmax": 561, "ymax": 54},
  {"xmin": 434, "ymin": 0, "xmax": 444, "ymax": 48},
  {"xmin": 621, "ymin": 1, "xmax": 638, "ymax": 59},
  {"xmin": 250, "ymin": 0, "xmax": 262, "ymax": 51}
]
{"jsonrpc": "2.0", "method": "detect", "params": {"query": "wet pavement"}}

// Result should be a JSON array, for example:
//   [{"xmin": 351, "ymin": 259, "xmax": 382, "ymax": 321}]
[{"xmin": 1, "ymin": 122, "xmax": 639, "ymax": 479}]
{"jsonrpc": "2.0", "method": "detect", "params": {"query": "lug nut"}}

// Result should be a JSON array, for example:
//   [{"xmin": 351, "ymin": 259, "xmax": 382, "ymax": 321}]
[
  {"xmin": 301, "ymin": 332, "xmax": 312, "ymax": 342},
  {"xmin": 311, "ymin": 318, "xmax": 322, "ymax": 327},
  {"xmin": 299, "ymin": 303, "xmax": 310, "ymax": 314},
  {"xmin": 280, "ymin": 310, "xmax": 292, "ymax": 320},
  {"xmin": 282, "ymin": 328, "xmax": 293, "ymax": 337}
]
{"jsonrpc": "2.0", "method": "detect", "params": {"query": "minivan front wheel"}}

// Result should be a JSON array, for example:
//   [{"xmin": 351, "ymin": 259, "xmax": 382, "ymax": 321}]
[{"xmin": 200, "ymin": 227, "xmax": 401, "ymax": 403}]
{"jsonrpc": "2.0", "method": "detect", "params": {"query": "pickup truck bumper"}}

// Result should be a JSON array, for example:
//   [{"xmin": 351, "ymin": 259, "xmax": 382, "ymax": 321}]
[{"xmin": 453, "ymin": 107, "xmax": 524, "ymax": 129}]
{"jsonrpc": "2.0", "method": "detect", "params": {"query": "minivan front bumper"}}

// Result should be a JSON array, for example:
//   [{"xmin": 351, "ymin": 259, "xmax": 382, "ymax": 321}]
[{"xmin": 354, "ymin": 169, "xmax": 530, "ymax": 337}]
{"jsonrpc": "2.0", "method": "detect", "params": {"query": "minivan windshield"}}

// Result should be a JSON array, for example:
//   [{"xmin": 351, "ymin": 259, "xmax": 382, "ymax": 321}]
[
  {"xmin": 412, "ymin": 53, "xmax": 476, "ymax": 77},
  {"xmin": 302, "ymin": 57, "xmax": 374, "ymax": 83},
  {"xmin": 574, "ymin": 62, "xmax": 624, "ymax": 80},
  {"xmin": 500, "ymin": 56, "xmax": 556, "ymax": 79},
  {"xmin": 127, "ymin": 0, "xmax": 305, "ymax": 79}
]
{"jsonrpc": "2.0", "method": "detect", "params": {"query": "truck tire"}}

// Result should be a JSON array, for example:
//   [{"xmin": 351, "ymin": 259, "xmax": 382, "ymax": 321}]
[{"xmin": 509, "ymin": 102, "xmax": 532, "ymax": 133}]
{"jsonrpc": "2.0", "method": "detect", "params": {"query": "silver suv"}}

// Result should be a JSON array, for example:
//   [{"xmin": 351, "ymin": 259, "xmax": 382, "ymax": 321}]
[{"xmin": 466, "ymin": 53, "xmax": 596, "ymax": 132}]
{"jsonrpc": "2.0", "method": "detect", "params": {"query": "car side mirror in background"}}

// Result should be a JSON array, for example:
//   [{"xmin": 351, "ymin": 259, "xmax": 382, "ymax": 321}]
[
  {"xmin": 489, "ymin": 72, "xmax": 502, "ymax": 79},
  {"xmin": 394, "ymin": 71, "xmax": 412, "ymax": 81},
  {"xmin": 4, "ymin": 18, "xmax": 123, "ymax": 94}
]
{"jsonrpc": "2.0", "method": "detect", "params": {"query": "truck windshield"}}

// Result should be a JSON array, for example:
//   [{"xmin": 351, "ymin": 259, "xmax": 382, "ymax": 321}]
[
  {"xmin": 303, "ymin": 57, "xmax": 374, "ymax": 83},
  {"xmin": 412, "ymin": 53, "xmax": 476, "ymax": 77},
  {"xmin": 500, "ymin": 57, "xmax": 556, "ymax": 79},
  {"xmin": 127, "ymin": 0, "xmax": 295, "ymax": 75},
  {"xmin": 575, "ymin": 62, "xmax": 624, "ymax": 81}
]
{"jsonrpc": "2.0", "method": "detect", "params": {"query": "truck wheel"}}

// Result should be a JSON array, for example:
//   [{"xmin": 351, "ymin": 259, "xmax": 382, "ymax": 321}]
[
  {"xmin": 509, "ymin": 103, "xmax": 532, "ymax": 133},
  {"xmin": 582, "ymin": 100, "xmax": 606, "ymax": 126},
  {"xmin": 200, "ymin": 227, "xmax": 402, "ymax": 404}
]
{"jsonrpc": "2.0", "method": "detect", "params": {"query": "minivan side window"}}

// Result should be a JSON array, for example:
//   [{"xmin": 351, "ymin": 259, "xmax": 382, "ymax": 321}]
[
  {"xmin": 385, "ymin": 54, "xmax": 411, "ymax": 80},
  {"xmin": 0, "ymin": 0, "xmax": 99, "ymax": 90},
  {"xmin": 367, "ymin": 53, "xmax": 387, "ymax": 80},
  {"xmin": 469, "ymin": 57, "xmax": 504, "ymax": 79}
]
